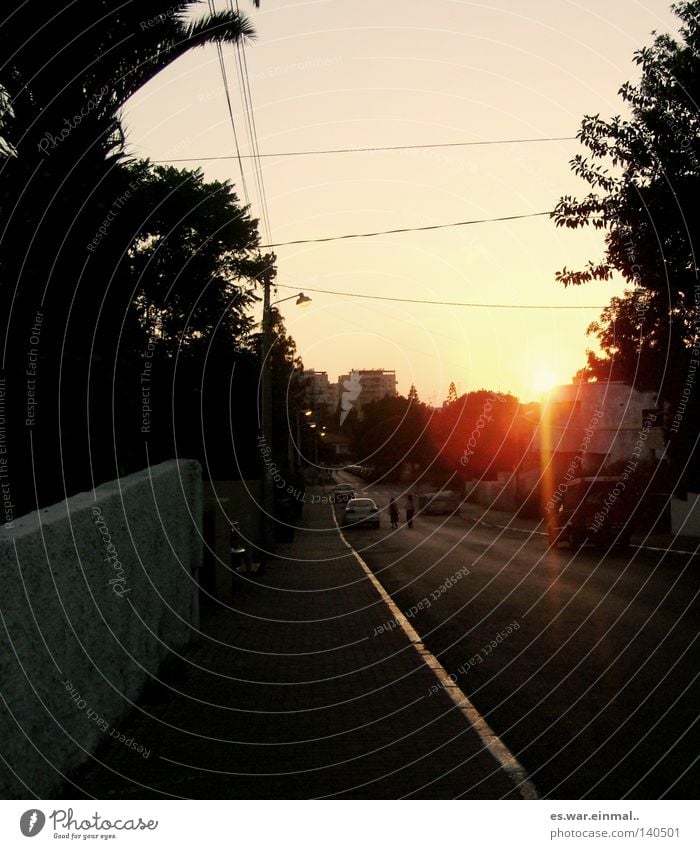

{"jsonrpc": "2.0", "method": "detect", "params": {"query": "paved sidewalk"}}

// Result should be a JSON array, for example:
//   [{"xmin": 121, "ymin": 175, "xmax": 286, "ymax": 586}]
[{"xmin": 64, "ymin": 494, "xmax": 527, "ymax": 799}]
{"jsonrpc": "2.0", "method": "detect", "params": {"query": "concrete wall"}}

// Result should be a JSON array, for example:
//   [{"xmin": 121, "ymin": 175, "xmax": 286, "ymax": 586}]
[
  {"xmin": 0, "ymin": 459, "xmax": 202, "ymax": 798},
  {"xmin": 671, "ymin": 492, "xmax": 700, "ymax": 537},
  {"xmin": 468, "ymin": 479, "xmax": 516, "ymax": 512}
]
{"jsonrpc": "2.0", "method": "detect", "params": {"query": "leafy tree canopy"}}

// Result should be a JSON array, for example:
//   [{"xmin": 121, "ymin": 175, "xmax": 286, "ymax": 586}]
[
  {"xmin": 552, "ymin": 2, "xmax": 700, "ymax": 398},
  {"xmin": 554, "ymin": 2, "xmax": 700, "ymax": 489},
  {"xmin": 126, "ymin": 163, "xmax": 268, "ymax": 356}
]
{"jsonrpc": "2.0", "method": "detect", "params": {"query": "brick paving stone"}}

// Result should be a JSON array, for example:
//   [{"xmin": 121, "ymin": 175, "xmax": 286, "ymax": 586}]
[{"xmin": 63, "ymin": 493, "xmax": 526, "ymax": 799}]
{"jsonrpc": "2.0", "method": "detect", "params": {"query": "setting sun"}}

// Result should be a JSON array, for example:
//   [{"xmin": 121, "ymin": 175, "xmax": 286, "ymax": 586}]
[{"xmin": 531, "ymin": 366, "xmax": 559, "ymax": 396}]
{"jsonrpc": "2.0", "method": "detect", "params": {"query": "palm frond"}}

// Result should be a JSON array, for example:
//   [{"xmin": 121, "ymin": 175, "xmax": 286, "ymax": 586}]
[{"xmin": 181, "ymin": 9, "xmax": 256, "ymax": 47}]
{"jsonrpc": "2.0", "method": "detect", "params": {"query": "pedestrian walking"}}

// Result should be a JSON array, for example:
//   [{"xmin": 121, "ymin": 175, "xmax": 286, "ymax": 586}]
[
  {"xmin": 405, "ymin": 494, "xmax": 415, "ymax": 528},
  {"xmin": 389, "ymin": 497, "xmax": 399, "ymax": 529}
]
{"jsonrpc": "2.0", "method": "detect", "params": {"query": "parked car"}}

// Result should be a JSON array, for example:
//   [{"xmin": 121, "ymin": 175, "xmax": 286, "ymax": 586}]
[
  {"xmin": 418, "ymin": 490, "xmax": 461, "ymax": 515},
  {"xmin": 343, "ymin": 497, "xmax": 380, "ymax": 529},
  {"xmin": 331, "ymin": 483, "xmax": 355, "ymax": 503},
  {"xmin": 344, "ymin": 464, "xmax": 376, "ymax": 481},
  {"xmin": 547, "ymin": 477, "xmax": 632, "ymax": 549}
]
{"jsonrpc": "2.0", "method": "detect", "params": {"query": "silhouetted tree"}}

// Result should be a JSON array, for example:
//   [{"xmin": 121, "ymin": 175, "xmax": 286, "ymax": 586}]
[
  {"xmin": 443, "ymin": 381, "xmax": 458, "ymax": 407},
  {"xmin": 0, "ymin": 2, "xmax": 263, "ymax": 512},
  {"xmin": 350, "ymin": 394, "xmax": 434, "ymax": 481},
  {"xmin": 552, "ymin": 1, "xmax": 700, "ymax": 489},
  {"xmin": 433, "ymin": 390, "xmax": 520, "ymax": 480}
]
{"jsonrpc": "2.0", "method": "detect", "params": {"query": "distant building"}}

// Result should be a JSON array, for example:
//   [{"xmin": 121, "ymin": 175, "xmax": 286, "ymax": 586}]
[
  {"xmin": 301, "ymin": 369, "xmax": 337, "ymax": 415},
  {"xmin": 337, "ymin": 369, "xmax": 397, "ymax": 418},
  {"xmin": 515, "ymin": 381, "xmax": 665, "ymax": 513},
  {"xmin": 460, "ymin": 382, "xmax": 668, "ymax": 517},
  {"xmin": 539, "ymin": 381, "xmax": 664, "ymax": 474}
]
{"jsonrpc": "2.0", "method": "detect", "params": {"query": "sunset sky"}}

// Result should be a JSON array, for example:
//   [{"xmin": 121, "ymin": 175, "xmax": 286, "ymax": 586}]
[{"xmin": 124, "ymin": 0, "xmax": 679, "ymax": 404}]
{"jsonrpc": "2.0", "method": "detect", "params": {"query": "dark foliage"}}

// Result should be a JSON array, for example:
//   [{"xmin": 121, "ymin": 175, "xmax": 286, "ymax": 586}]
[{"xmin": 552, "ymin": 2, "xmax": 700, "ymax": 490}]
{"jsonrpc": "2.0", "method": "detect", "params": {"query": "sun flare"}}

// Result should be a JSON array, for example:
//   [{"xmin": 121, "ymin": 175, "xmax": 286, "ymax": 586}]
[{"xmin": 531, "ymin": 366, "xmax": 559, "ymax": 396}]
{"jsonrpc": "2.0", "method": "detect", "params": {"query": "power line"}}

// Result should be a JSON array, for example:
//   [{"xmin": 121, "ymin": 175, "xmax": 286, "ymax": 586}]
[
  {"xmin": 232, "ymin": 0, "xmax": 273, "ymax": 243},
  {"xmin": 208, "ymin": 0, "xmax": 251, "ymax": 207},
  {"xmin": 274, "ymin": 283, "xmax": 606, "ymax": 310},
  {"xmin": 259, "ymin": 211, "xmax": 553, "ymax": 248},
  {"xmin": 152, "ymin": 135, "xmax": 576, "ymax": 163}
]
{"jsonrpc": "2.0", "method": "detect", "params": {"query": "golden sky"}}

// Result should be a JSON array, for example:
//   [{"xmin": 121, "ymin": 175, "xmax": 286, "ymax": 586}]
[{"xmin": 124, "ymin": 0, "xmax": 679, "ymax": 404}]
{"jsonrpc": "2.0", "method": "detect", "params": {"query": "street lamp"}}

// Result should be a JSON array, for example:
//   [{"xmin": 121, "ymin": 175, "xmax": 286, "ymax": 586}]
[
  {"xmin": 289, "ymin": 409, "xmax": 313, "ymax": 469},
  {"xmin": 271, "ymin": 291, "xmax": 312, "ymax": 309},
  {"xmin": 261, "ymin": 288, "xmax": 312, "ymax": 550},
  {"xmin": 317, "ymin": 427, "xmax": 327, "ymax": 466}
]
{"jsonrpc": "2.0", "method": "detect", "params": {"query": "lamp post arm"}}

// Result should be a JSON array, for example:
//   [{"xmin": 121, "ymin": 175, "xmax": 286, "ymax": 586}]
[
  {"xmin": 270, "ymin": 293, "xmax": 299, "ymax": 307},
  {"xmin": 270, "ymin": 291, "xmax": 312, "ymax": 308}
]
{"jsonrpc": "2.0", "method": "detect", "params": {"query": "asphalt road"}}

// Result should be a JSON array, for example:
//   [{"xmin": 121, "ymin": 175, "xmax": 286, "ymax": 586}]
[{"xmin": 333, "ymin": 476, "xmax": 700, "ymax": 799}]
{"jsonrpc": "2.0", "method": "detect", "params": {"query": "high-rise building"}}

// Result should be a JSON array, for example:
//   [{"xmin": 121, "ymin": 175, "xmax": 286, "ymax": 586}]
[
  {"xmin": 337, "ymin": 369, "xmax": 397, "ymax": 417},
  {"xmin": 301, "ymin": 369, "xmax": 337, "ymax": 414}
]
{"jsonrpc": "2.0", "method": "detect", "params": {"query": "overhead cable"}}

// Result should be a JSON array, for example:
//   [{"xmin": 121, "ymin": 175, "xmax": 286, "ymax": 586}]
[
  {"xmin": 273, "ymin": 284, "xmax": 606, "ymax": 310},
  {"xmin": 208, "ymin": 0, "xmax": 251, "ymax": 207},
  {"xmin": 232, "ymin": 0, "xmax": 273, "ymax": 242},
  {"xmin": 153, "ymin": 135, "xmax": 576, "ymax": 164},
  {"xmin": 259, "ymin": 211, "xmax": 553, "ymax": 247}
]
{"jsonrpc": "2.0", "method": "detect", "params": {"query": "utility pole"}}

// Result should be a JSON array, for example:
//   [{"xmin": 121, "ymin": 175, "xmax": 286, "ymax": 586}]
[
  {"xmin": 260, "ymin": 267, "xmax": 275, "ymax": 554},
  {"xmin": 260, "ymin": 285, "xmax": 311, "ymax": 552}
]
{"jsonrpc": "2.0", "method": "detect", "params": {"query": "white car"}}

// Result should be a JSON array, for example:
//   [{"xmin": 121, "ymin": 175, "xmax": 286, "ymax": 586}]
[
  {"xmin": 332, "ymin": 483, "xmax": 355, "ymax": 503},
  {"xmin": 343, "ymin": 497, "xmax": 380, "ymax": 529}
]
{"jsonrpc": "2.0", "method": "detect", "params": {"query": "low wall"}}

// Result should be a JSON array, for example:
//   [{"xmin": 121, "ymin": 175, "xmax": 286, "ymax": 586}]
[
  {"xmin": 468, "ymin": 479, "xmax": 520, "ymax": 512},
  {"xmin": 0, "ymin": 459, "xmax": 202, "ymax": 798},
  {"xmin": 671, "ymin": 492, "xmax": 700, "ymax": 537}
]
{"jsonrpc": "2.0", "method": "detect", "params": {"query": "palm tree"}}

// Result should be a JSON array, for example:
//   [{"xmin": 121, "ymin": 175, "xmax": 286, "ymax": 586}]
[
  {"xmin": 0, "ymin": 2, "xmax": 258, "ymax": 161},
  {"xmin": 0, "ymin": 0, "xmax": 262, "ymax": 363}
]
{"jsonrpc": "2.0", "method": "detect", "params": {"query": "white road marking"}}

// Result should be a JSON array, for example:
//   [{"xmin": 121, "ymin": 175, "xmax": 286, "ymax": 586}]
[{"xmin": 331, "ymin": 507, "xmax": 538, "ymax": 800}]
